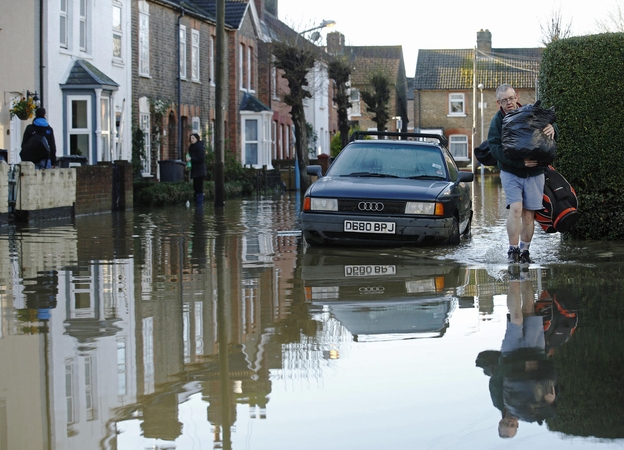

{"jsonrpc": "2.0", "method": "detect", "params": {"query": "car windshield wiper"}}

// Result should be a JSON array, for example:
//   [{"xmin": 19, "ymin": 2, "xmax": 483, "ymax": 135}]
[
  {"xmin": 342, "ymin": 172, "xmax": 399, "ymax": 178},
  {"xmin": 405, "ymin": 174, "xmax": 446, "ymax": 180}
]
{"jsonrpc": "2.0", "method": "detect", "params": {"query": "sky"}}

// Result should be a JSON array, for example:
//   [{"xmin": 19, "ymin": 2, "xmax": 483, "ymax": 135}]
[{"xmin": 277, "ymin": 0, "xmax": 618, "ymax": 75}]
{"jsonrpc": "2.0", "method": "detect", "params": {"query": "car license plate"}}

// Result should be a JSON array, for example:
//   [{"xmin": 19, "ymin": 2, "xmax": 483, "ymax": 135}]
[
  {"xmin": 344, "ymin": 220, "xmax": 396, "ymax": 234},
  {"xmin": 345, "ymin": 265, "xmax": 397, "ymax": 277}
]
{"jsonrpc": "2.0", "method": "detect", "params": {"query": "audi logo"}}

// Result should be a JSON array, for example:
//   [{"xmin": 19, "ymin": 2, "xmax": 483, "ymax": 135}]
[
  {"xmin": 359, "ymin": 286, "xmax": 385, "ymax": 294},
  {"xmin": 358, "ymin": 201, "xmax": 384, "ymax": 211}
]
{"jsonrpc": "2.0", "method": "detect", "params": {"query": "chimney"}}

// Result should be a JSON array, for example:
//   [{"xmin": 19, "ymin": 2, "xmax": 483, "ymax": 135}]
[
  {"xmin": 254, "ymin": 0, "xmax": 265, "ymax": 20},
  {"xmin": 477, "ymin": 29, "xmax": 492, "ymax": 54},
  {"xmin": 327, "ymin": 31, "xmax": 345, "ymax": 55}
]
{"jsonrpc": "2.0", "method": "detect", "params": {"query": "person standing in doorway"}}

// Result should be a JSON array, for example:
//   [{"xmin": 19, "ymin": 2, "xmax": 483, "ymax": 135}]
[
  {"xmin": 187, "ymin": 133, "xmax": 206, "ymax": 206},
  {"xmin": 22, "ymin": 107, "xmax": 57, "ymax": 169},
  {"xmin": 488, "ymin": 84, "xmax": 557, "ymax": 263}
]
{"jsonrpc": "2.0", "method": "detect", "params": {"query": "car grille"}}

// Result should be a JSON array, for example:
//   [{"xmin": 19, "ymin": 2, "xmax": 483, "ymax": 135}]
[{"xmin": 338, "ymin": 199, "xmax": 406, "ymax": 215}]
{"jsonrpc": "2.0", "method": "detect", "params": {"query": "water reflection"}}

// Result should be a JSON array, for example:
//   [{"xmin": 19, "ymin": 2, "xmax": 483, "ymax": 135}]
[
  {"xmin": 302, "ymin": 248, "xmax": 464, "ymax": 341},
  {"xmin": 476, "ymin": 271, "xmax": 561, "ymax": 438},
  {"xmin": 0, "ymin": 183, "xmax": 623, "ymax": 449}
]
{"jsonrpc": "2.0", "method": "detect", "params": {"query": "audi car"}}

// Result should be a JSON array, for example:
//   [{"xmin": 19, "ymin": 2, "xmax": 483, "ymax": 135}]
[{"xmin": 301, "ymin": 132, "xmax": 474, "ymax": 247}]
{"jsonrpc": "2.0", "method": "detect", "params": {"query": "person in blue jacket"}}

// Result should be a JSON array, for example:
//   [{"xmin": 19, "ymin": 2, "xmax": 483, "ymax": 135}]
[
  {"xmin": 22, "ymin": 107, "xmax": 57, "ymax": 168},
  {"xmin": 488, "ymin": 84, "xmax": 557, "ymax": 264}
]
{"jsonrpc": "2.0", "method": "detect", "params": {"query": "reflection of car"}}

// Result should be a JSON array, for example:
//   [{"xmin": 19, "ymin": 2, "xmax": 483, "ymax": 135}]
[
  {"xmin": 302, "ymin": 248, "xmax": 465, "ymax": 341},
  {"xmin": 301, "ymin": 132, "xmax": 473, "ymax": 247}
]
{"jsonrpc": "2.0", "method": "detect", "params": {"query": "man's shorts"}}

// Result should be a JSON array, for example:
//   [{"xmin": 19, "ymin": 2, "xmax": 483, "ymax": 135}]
[
  {"xmin": 501, "ymin": 315, "xmax": 546, "ymax": 354},
  {"xmin": 500, "ymin": 171, "xmax": 545, "ymax": 211}
]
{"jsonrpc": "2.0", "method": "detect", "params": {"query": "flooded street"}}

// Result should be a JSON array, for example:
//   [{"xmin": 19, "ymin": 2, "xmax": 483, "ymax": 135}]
[{"xmin": 1, "ymin": 174, "xmax": 624, "ymax": 449}]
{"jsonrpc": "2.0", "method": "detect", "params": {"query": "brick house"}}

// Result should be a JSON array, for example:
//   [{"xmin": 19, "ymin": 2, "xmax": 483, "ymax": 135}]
[
  {"xmin": 255, "ymin": 1, "xmax": 337, "ymax": 160},
  {"xmin": 326, "ymin": 32, "xmax": 409, "ymax": 135},
  {"xmin": 413, "ymin": 29, "xmax": 543, "ymax": 165},
  {"xmin": 132, "ymin": 0, "xmax": 221, "ymax": 178}
]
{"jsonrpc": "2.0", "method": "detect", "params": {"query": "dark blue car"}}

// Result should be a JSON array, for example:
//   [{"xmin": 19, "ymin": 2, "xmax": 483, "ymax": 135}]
[{"xmin": 301, "ymin": 132, "xmax": 474, "ymax": 246}]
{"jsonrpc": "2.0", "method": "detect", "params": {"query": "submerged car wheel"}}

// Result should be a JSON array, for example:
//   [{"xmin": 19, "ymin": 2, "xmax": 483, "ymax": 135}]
[
  {"xmin": 447, "ymin": 216, "xmax": 460, "ymax": 245},
  {"xmin": 462, "ymin": 211, "xmax": 473, "ymax": 237}
]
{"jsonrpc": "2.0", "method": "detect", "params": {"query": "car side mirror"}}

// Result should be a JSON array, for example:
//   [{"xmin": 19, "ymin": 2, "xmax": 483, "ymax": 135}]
[
  {"xmin": 307, "ymin": 165, "xmax": 323, "ymax": 178},
  {"xmin": 458, "ymin": 171, "xmax": 474, "ymax": 182}
]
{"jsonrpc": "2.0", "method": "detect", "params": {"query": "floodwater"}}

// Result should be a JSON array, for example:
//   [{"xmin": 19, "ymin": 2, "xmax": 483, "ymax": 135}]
[{"xmin": 1, "ymin": 175, "xmax": 624, "ymax": 450}]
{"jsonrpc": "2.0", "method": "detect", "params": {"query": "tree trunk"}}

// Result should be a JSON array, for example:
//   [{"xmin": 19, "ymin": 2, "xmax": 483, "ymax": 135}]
[{"xmin": 291, "ymin": 104, "xmax": 310, "ymax": 193}]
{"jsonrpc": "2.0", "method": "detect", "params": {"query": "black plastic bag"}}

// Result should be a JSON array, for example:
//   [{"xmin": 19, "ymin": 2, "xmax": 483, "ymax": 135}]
[{"xmin": 502, "ymin": 100, "xmax": 557, "ymax": 166}]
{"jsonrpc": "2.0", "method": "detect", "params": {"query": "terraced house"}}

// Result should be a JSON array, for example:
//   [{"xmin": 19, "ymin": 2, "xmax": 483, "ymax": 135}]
[{"xmin": 413, "ymin": 29, "xmax": 543, "ymax": 167}]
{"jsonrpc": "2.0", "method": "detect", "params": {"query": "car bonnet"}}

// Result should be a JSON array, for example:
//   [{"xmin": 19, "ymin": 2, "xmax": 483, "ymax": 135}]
[{"xmin": 307, "ymin": 176, "xmax": 451, "ymax": 201}]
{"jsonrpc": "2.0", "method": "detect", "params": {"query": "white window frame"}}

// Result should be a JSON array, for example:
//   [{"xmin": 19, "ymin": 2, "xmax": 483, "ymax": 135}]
[
  {"xmin": 242, "ymin": 113, "xmax": 272, "ymax": 169},
  {"xmin": 139, "ymin": 97, "xmax": 151, "ymax": 175},
  {"xmin": 179, "ymin": 25, "xmax": 187, "ymax": 80},
  {"xmin": 192, "ymin": 116, "xmax": 200, "ymax": 134},
  {"xmin": 247, "ymin": 46, "xmax": 253, "ymax": 92},
  {"xmin": 100, "ymin": 97, "xmax": 111, "ymax": 161},
  {"xmin": 239, "ymin": 43, "xmax": 245, "ymax": 90},
  {"xmin": 67, "ymin": 95, "xmax": 92, "ymax": 162},
  {"xmin": 243, "ymin": 117, "xmax": 259, "ymax": 166},
  {"xmin": 448, "ymin": 93, "xmax": 466, "ymax": 116},
  {"xmin": 79, "ymin": 0, "xmax": 88, "ymax": 52},
  {"xmin": 271, "ymin": 63, "xmax": 278, "ymax": 99},
  {"xmin": 60, "ymin": 0, "xmax": 69, "ymax": 48},
  {"xmin": 191, "ymin": 29, "xmax": 200, "ymax": 82},
  {"xmin": 271, "ymin": 121, "xmax": 277, "ymax": 159},
  {"xmin": 138, "ymin": 5, "xmax": 150, "ymax": 76},
  {"xmin": 349, "ymin": 88, "xmax": 361, "ymax": 117},
  {"xmin": 209, "ymin": 35, "xmax": 215, "ymax": 85},
  {"xmin": 449, "ymin": 134, "xmax": 469, "ymax": 160},
  {"xmin": 112, "ymin": 2, "xmax": 123, "ymax": 61}
]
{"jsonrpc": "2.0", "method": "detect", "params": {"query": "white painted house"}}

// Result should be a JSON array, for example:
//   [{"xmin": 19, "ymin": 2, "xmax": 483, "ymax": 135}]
[
  {"xmin": 303, "ymin": 61, "xmax": 331, "ymax": 157},
  {"xmin": 0, "ymin": 0, "xmax": 133, "ymax": 166}
]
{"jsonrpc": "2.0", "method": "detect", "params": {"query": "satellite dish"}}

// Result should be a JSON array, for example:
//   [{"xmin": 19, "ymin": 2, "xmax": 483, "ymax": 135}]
[{"xmin": 310, "ymin": 31, "xmax": 321, "ymax": 42}]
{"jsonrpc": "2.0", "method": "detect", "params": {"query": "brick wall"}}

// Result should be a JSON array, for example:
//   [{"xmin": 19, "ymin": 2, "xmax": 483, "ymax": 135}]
[{"xmin": 75, "ymin": 164, "xmax": 114, "ymax": 216}]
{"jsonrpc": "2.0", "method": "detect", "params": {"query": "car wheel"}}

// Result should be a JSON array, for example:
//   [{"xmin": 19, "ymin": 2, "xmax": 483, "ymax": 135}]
[
  {"xmin": 462, "ymin": 211, "xmax": 473, "ymax": 237},
  {"xmin": 303, "ymin": 233, "xmax": 322, "ymax": 247},
  {"xmin": 447, "ymin": 216, "xmax": 460, "ymax": 245}
]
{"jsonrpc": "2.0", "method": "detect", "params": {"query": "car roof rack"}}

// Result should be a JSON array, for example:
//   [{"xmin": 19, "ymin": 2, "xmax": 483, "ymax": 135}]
[{"xmin": 349, "ymin": 131, "xmax": 448, "ymax": 147}]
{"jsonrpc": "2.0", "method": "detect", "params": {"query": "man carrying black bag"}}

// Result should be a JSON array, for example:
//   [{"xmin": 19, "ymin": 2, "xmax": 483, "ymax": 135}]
[
  {"xmin": 21, "ymin": 107, "xmax": 57, "ymax": 169},
  {"xmin": 488, "ymin": 84, "xmax": 558, "ymax": 264}
]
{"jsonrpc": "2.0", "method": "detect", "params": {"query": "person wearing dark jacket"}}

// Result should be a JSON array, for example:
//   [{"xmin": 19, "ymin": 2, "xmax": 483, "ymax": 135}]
[
  {"xmin": 488, "ymin": 84, "xmax": 558, "ymax": 264},
  {"xmin": 187, "ymin": 133, "xmax": 207, "ymax": 205},
  {"xmin": 22, "ymin": 107, "xmax": 57, "ymax": 168}
]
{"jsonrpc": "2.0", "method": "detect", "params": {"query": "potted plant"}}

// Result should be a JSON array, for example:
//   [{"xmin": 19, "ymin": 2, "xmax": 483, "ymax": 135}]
[{"xmin": 9, "ymin": 97, "xmax": 36, "ymax": 120}]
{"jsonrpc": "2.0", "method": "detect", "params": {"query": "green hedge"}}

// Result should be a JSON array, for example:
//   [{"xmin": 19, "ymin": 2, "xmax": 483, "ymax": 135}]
[
  {"xmin": 539, "ymin": 33, "xmax": 624, "ymax": 239},
  {"xmin": 133, "ymin": 180, "xmax": 246, "ymax": 207}
]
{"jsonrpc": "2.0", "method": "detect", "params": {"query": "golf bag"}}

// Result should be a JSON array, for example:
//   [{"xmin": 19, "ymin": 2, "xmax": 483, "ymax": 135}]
[{"xmin": 535, "ymin": 166, "xmax": 579, "ymax": 233}]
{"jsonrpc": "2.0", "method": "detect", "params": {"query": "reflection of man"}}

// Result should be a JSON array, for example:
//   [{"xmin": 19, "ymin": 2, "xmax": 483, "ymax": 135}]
[{"xmin": 476, "ymin": 272, "xmax": 557, "ymax": 438}]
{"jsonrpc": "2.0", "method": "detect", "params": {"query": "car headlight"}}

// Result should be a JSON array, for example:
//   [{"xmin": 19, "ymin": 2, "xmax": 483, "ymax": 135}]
[
  {"xmin": 405, "ymin": 201, "xmax": 443, "ymax": 215},
  {"xmin": 304, "ymin": 197, "xmax": 338, "ymax": 211}
]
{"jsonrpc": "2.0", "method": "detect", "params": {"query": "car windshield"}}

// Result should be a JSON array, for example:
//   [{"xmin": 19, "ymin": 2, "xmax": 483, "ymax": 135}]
[{"xmin": 328, "ymin": 143, "xmax": 447, "ymax": 179}]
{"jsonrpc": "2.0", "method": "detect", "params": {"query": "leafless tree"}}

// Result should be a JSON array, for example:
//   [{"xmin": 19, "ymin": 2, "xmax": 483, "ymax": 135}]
[
  {"xmin": 361, "ymin": 70, "xmax": 393, "ymax": 132},
  {"xmin": 327, "ymin": 57, "xmax": 352, "ymax": 150},
  {"xmin": 596, "ymin": 0, "xmax": 624, "ymax": 32},
  {"xmin": 539, "ymin": 5, "xmax": 573, "ymax": 46},
  {"xmin": 272, "ymin": 40, "xmax": 319, "ymax": 192}
]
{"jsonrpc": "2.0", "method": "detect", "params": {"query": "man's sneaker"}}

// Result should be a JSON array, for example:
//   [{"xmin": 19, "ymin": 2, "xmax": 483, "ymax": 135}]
[
  {"xmin": 519, "ymin": 250, "xmax": 533, "ymax": 264},
  {"xmin": 507, "ymin": 247, "xmax": 521, "ymax": 263}
]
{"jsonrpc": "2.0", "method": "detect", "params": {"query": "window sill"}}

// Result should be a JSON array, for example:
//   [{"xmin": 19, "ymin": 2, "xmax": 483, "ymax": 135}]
[
  {"xmin": 112, "ymin": 59, "xmax": 125, "ymax": 68},
  {"xmin": 139, "ymin": 73, "xmax": 152, "ymax": 79},
  {"xmin": 447, "ymin": 114, "xmax": 467, "ymax": 118}
]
